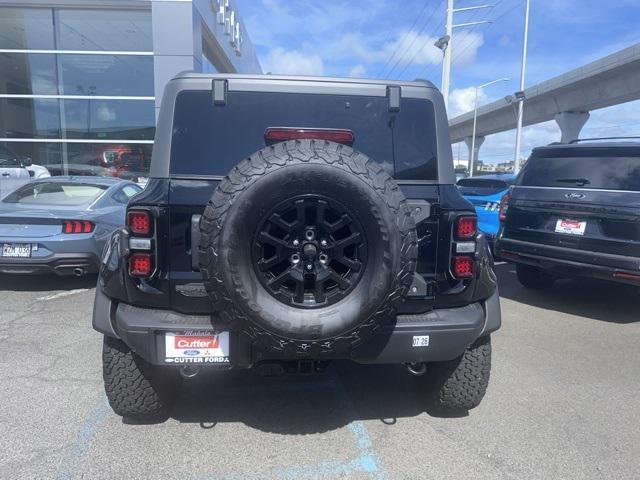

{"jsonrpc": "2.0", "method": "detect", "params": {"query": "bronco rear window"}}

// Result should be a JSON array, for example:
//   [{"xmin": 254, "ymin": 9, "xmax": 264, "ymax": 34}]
[
  {"xmin": 520, "ymin": 147, "xmax": 640, "ymax": 191},
  {"xmin": 169, "ymin": 91, "xmax": 438, "ymax": 180}
]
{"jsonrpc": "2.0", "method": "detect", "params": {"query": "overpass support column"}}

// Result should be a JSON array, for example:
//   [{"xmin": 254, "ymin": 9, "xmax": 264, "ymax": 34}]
[
  {"xmin": 464, "ymin": 136, "xmax": 485, "ymax": 176},
  {"xmin": 554, "ymin": 111, "xmax": 590, "ymax": 143}
]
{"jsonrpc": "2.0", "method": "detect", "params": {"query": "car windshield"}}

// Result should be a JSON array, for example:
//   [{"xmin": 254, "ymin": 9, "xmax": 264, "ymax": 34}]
[
  {"xmin": 170, "ymin": 91, "xmax": 439, "ymax": 180},
  {"xmin": 3, "ymin": 182, "xmax": 107, "ymax": 205},
  {"xmin": 457, "ymin": 178, "xmax": 512, "ymax": 196},
  {"xmin": 520, "ymin": 147, "xmax": 640, "ymax": 191}
]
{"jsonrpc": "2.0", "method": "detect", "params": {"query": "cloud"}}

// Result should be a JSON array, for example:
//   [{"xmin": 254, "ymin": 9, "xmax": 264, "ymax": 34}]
[
  {"xmin": 449, "ymin": 86, "xmax": 488, "ymax": 118},
  {"xmin": 262, "ymin": 47, "xmax": 324, "ymax": 75},
  {"xmin": 348, "ymin": 64, "xmax": 366, "ymax": 78},
  {"xmin": 379, "ymin": 30, "xmax": 442, "ymax": 67},
  {"xmin": 96, "ymin": 104, "xmax": 116, "ymax": 122},
  {"xmin": 451, "ymin": 31, "xmax": 484, "ymax": 67}
]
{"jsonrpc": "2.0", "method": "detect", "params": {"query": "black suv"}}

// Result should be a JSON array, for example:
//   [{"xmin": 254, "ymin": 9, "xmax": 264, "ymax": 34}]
[
  {"xmin": 496, "ymin": 139, "xmax": 640, "ymax": 289},
  {"xmin": 92, "ymin": 74, "xmax": 501, "ymax": 419}
]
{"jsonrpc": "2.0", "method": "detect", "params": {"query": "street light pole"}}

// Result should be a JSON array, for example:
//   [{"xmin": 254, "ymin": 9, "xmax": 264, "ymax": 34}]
[
  {"xmin": 441, "ymin": 0, "xmax": 454, "ymax": 110},
  {"xmin": 469, "ymin": 77, "xmax": 509, "ymax": 177},
  {"xmin": 513, "ymin": 0, "xmax": 531, "ymax": 173},
  {"xmin": 436, "ymin": 1, "xmax": 492, "ymax": 112}
]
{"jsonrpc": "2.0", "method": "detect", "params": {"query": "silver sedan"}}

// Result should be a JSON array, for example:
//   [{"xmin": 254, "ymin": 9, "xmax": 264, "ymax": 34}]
[{"xmin": 0, "ymin": 176, "xmax": 141, "ymax": 276}]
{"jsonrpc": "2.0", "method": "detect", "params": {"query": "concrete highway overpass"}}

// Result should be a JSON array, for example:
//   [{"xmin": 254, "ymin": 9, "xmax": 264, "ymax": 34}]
[{"xmin": 448, "ymin": 43, "xmax": 640, "ymax": 159}]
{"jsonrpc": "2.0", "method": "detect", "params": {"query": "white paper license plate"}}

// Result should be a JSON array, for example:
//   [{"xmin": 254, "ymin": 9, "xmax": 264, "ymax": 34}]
[
  {"xmin": 412, "ymin": 335, "xmax": 430, "ymax": 347},
  {"xmin": 164, "ymin": 331, "xmax": 230, "ymax": 364},
  {"xmin": 2, "ymin": 243, "xmax": 32, "ymax": 258},
  {"xmin": 555, "ymin": 219, "xmax": 586, "ymax": 236}
]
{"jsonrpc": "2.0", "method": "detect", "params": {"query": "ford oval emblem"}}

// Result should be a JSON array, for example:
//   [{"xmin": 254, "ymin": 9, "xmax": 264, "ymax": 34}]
[
  {"xmin": 565, "ymin": 192, "xmax": 585, "ymax": 199},
  {"xmin": 184, "ymin": 349, "xmax": 200, "ymax": 356}
]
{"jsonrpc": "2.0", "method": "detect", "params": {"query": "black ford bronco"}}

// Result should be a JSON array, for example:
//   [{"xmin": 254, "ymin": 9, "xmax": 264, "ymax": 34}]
[
  {"xmin": 496, "ymin": 139, "xmax": 640, "ymax": 289},
  {"xmin": 92, "ymin": 74, "xmax": 501, "ymax": 419}
]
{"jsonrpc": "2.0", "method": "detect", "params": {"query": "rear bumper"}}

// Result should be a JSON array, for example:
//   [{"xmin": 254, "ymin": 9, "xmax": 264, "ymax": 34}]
[
  {"xmin": 496, "ymin": 237, "xmax": 640, "ymax": 284},
  {"xmin": 0, "ymin": 252, "xmax": 99, "ymax": 275},
  {"xmin": 93, "ymin": 288, "xmax": 501, "ymax": 367}
]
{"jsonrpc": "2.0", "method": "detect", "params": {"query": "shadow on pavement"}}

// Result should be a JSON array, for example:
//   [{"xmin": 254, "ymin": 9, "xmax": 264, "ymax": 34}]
[
  {"xmin": 169, "ymin": 361, "xmax": 443, "ymax": 434},
  {"xmin": 0, "ymin": 273, "xmax": 98, "ymax": 292},
  {"xmin": 495, "ymin": 262, "xmax": 639, "ymax": 324}
]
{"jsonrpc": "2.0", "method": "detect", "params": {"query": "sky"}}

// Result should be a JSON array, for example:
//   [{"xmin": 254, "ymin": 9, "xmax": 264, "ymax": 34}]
[{"xmin": 235, "ymin": 0, "xmax": 640, "ymax": 165}]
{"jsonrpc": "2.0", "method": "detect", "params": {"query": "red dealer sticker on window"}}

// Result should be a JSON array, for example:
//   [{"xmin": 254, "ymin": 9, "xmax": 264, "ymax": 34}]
[{"xmin": 164, "ymin": 332, "xmax": 229, "ymax": 364}]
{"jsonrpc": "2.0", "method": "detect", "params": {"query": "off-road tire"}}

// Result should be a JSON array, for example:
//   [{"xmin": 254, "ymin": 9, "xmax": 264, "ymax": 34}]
[
  {"xmin": 516, "ymin": 264, "xmax": 555, "ymax": 290},
  {"xmin": 102, "ymin": 336, "xmax": 181, "ymax": 419},
  {"xmin": 199, "ymin": 139, "xmax": 417, "ymax": 355},
  {"xmin": 425, "ymin": 335, "xmax": 492, "ymax": 412}
]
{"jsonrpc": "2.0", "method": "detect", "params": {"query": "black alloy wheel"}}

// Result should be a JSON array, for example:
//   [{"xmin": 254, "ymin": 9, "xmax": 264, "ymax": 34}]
[{"xmin": 252, "ymin": 195, "xmax": 367, "ymax": 308}]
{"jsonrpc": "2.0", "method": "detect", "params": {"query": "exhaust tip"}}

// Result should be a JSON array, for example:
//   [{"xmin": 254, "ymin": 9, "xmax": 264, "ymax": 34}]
[
  {"xmin": 406, "ymin": 362, "xmax": 427, "ymax": 376},
  {"xmin": 180, "ymin": 365, "xmax": 200, "ymax": 379},
  {"xmin": 73, "ymin": 267, "xmax": 85, "ymax": 277}
]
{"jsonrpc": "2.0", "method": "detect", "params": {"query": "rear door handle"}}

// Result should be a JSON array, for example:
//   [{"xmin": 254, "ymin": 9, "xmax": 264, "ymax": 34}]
[{"xmin": 1, "ymin": 173, "xmax": 10, "ymax": 177}]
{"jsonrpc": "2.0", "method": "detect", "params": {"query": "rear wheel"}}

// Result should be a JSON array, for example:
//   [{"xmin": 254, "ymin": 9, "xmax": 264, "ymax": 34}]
[
  {"xmin": 516, "ymin": 264, "xmax": 555, "ymax": 290},
  {"xmin": 423, "ymin": 335, "xmax": 492, "ymax": 413},
  {"xmin": 102, "ymin": 336, "xmax": 181, "ymax": 419}
]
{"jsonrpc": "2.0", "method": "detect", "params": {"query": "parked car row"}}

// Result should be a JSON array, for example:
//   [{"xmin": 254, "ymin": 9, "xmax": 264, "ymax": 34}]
[{"xmin": 459, "ymin": 138, "xmax": 640, "ymax": 289}]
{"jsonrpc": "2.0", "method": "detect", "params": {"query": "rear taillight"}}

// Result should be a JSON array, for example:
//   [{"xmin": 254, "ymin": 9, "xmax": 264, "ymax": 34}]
[
  {"xmin": 264, "ymin": 128, "xmax": 354, "ymax": 146},
  {"xmin": 452, "ymin": 256, "xmax": 474, "ymax": 279},
  {"xmin": 498, "ymin": 192, "xmax": 510, "ymax": 222},
  {"xmin": 127, "ymin": 209, "xmax": 155, "ymax": 278},
  {"xmin": 62, "ymin": 220, "xmax": 94, "ymax": 234},
  {"xmin": 128, "ymin": 253, "xmax": 153, "ymax": 277},
  {"xmin": 455, "ymin": 216, "xmax": 477, "ymax": 239},
  {"xmin": 127, "ymin": 210, "xmax": 151, "ymax": 236}
]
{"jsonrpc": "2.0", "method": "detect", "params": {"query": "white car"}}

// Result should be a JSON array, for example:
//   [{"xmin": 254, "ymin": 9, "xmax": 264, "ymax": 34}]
[
  {"xmin": 0, "ymin": 145, "xmax": 31, "ymax": 200},
  {"xmin": 26, "ymin": 163, "xmax": 51, "ymax": 180}
]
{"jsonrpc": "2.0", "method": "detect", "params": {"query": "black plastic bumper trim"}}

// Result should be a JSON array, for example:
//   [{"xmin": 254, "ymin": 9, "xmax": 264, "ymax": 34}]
[{"xmin": 92, "ymin": 290, "xmax": 500, "ymax": 366}]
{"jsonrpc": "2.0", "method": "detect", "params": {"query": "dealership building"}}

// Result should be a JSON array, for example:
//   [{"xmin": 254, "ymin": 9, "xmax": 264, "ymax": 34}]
[{"xmin": 0, "ymin": 0, "xmax": 262, "ymax": 180}]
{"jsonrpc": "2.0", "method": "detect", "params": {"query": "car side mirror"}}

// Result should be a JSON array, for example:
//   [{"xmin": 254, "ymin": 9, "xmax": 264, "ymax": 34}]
[{"xmin": 22, "ymin": 157, "xmax": 32, "ymax": 167}]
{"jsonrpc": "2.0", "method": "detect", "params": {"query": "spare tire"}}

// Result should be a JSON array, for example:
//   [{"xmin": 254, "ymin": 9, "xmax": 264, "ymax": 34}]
[{"xmin": 199, "ymin": 140, "xmax": 417, "ymax": 355}]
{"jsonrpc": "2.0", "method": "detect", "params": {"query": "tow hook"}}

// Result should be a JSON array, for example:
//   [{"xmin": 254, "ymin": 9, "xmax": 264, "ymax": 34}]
[
  {"xmin": 405, "ymin": 362, "xmax": 427, "ymax": 376},
  {"xmin": 179, "ymin": 365, "xmax": 200, "ymax": 379}
]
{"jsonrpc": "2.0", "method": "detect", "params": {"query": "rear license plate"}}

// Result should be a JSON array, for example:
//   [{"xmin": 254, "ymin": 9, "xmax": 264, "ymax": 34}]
[
  {"xmin": 164, "ymin": 331, "xmax": 230, "ymax": 364},
  {"xmin": 555, "ymin": 219, "xmax": 586, "ymax": 236},
  {"xmin": 1, "ymin": 243, "xmax": 32, "ymax": 258}
]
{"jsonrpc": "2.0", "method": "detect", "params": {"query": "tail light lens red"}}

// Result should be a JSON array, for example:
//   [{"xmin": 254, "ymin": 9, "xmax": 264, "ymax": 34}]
[
  {"xmin": 455, "ymin": 216, "xmax": 477, "ymax": 239},
  {"xmin": 127, "ymin": 210, "xmax": 151, "ymax": 235},
  {"xmin": 499, "ymin": 193, "xmax": 510, "ymax": 222},
  {"xmin": 452, "ymin": 256, "xmax": 474, "ymax": 279},
  {"xmin": 264, "ymin": 128, "xmax": 354, "ymax": 146},
  {"xmin": 62, "ymin": 220, "xmax": 94, "ymax": 234},
  {"xmin": 128, "ymin": 253, "xmax": 153, "ymax": 277}
]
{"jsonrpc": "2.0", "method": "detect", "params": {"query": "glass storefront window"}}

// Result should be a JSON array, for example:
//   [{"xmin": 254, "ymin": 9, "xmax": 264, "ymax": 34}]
[
  {"xmin": 0, "ymin": 8, "xmax": 55, "ymax": 50},
  {"xmin": 56, "ymin": 9, "xmax": 153, "ymax": 52},
  {"xmin": 0, "ymin": 98, "xmax": 60, "ymax": 138},
  {"xmin": 63, "ymin": 100, "xmax": 155, "ymax": 140},
  {"xmin": 0, "ymin": 142, "xmax": 63, "ymax": 175},
  {"xmin": 65, "ymin": 143, "xmax": 152, "ymax": 181},
  {"xmin": 59, "ymin": 55, "xmax": 154, "ymax": 97},
  {"xmin": 0, "ymin": 7, "xmax": 155, "ymax": 181},
  {"xmin": 0, "ymin": 53, "xmax": 58, "ymax": 95}
]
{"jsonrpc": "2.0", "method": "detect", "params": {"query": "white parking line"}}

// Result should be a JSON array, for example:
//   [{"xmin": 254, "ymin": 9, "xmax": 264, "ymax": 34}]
[{"xmin": 37, "ymin": 289, "xmax": 90, "ymax": 301}]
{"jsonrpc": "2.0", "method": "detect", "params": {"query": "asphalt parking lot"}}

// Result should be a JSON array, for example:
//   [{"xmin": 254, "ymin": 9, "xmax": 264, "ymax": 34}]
[{"xmin": 1, "ymin": 263, "xmax": 639, "ymax": 480}]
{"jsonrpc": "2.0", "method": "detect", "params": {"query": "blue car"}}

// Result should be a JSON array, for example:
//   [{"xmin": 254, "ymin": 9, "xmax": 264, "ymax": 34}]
[
  {"xmin": 0, "ymin": 176, "xmax": 142, "ymax": 276},
  {"xmin": 457, "ymin": 174, "xmax": 516, "ymax": 246}
]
